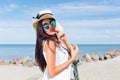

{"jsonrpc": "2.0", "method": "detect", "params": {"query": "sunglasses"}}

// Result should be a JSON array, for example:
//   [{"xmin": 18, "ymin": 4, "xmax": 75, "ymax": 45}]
[{"xmin": 42, "ymin": 19, "xmax": 56, "ymax": 30}]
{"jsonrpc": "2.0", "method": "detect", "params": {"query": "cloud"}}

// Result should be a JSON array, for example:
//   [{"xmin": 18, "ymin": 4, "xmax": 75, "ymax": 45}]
[
  {"xmin": 0, "ymin": 27, "xmax": 35, "ymax": 44},
  {"xmin": 60, "ymin": 18, "xmax": 120, "ymax": 44},
  {"xmin": 0, "ymin": 1, "xmax": 120, "ymax": 44},
  {"xmin": 0, "ymin": 22, "xmax": 35, "ymax": 44},
  {"xmin": 58, "ymin": 0, "xmax": 120, "ymax": 6},
  {"xmin": 61, "ymin": 18, "xmax": 120, "ymax": 28},
  {"xmin": 16, "ymin": 1, "xmax": 120, "ymax": 21},
  {"xmin": 52, "ymin": 4, "xmax": 120, "ymax": 17},
  {"xmin": 0, "ymin": 20, "xmax": 31, "ymax": 29},
  {"xmin": 0, "ymin": 3, "xmax": 17, "ymax": 14}
]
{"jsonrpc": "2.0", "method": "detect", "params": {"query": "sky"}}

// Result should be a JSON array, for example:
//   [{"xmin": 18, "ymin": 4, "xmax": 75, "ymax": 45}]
[{"xmin": 0, "ymin": 0, "xmax": 120, "ymax": 44}]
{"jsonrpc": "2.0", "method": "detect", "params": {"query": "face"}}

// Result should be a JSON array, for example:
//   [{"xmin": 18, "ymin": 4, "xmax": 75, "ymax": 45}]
[{"xmin": 42, "ymin": 18, "xmax": 56, "ymax": 35}]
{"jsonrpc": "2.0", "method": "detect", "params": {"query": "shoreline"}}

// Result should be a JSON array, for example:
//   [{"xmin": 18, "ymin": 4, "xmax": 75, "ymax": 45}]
[
  {"xmin": 0, "ymin": 44, "xmax": 120, "ymax": 59},
  {"xmin": 0, "ymin": 49, "xmax": 120, "ymax": 80},
  {"xmin": 0, "ymin": 56, "xmax": 120, "ymax": 80}
]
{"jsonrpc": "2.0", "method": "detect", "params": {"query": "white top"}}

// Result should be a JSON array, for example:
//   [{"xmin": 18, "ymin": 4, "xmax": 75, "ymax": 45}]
[{"xmin": 42, "ymin": 42, "xmax": 71, "ymax": 80}]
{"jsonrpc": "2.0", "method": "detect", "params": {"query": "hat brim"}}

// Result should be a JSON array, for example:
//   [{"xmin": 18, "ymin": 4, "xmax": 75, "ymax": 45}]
[
  {"xmin": 32, "ymin": 14, "xmax": 55, "ymax": 29},
  {"xmin": 55, "ymin": 21, "xmax": 63, "ymax": 31},
  {"xmin": 32, "ymin": 14, "xmax": 63, "ymax": 31}
]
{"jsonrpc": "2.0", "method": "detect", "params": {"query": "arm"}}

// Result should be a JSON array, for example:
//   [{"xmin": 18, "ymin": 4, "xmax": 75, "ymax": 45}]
[
  {"xmin": 56, "ymin": 31, "xmax": 72, "ymax": 56},
  {"xmin": 45, "ymin": 40, "xmax": 74, "ymax": 78}
]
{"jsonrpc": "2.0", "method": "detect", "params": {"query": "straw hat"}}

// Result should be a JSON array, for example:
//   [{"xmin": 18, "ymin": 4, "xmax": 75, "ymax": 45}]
[{"xmin": 32, "ymin": 10, "xmax": 63, "ymax": 31}]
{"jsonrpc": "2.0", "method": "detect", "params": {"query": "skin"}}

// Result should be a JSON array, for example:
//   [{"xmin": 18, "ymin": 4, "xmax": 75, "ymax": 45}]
[
  {"xmin": 42, "ymin": 18, "xmax": 79, "ymax": 78},
  {"xmin": 42, "ymin": 19, "xmax": 56, "ymax": 35}
]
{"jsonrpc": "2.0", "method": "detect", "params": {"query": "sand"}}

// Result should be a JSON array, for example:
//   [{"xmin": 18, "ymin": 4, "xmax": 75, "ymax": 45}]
[
  {"xmin": 78, "ymin": 56, "xmax": 120, "ymax": 80},
  {"xmin": 0, "ymin": 56, "xmax": 120, "ymax": 80},
  {"xmin": 0, "ymin": 65, "xmax": 43, "ymax": 80}
]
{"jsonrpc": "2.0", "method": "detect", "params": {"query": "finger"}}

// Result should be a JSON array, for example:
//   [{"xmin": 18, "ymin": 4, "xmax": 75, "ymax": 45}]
[
  {"xmin": 72, "ymin": 44, "xmax": 78, "ymax": 50},
  {"xmin": 57, "ymin": 32, "xmax": 64, "ymax": 39},
  {"xmin": 55, "ymin": 30, "xmax": 60, "ymax": 33},
  {"xmin": 74, "ymin": 44, "xmax": 78, "ymax": 49},
  {"xmin": 74, "ymin": 44, "xmax": 79, "ymax": 51}
]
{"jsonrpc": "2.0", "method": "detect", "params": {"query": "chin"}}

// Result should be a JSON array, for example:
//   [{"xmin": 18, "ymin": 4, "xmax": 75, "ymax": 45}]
[
  {"xmin": 47, "ymin": 32, "xmax": 56, "ymax": 35},
  {"xmin": 49, "ymin": 33, "xmax": 56, "ymax": 35}
]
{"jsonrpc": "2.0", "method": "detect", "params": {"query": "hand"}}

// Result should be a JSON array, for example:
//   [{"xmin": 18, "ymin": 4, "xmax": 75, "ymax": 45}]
[
  {"xmin": 55, "ymin": 30, "xmax": 67, "ymax": 42},
  {"xmin": 70, "ymin": 44, "xmax": 79, "ymax": 62}
]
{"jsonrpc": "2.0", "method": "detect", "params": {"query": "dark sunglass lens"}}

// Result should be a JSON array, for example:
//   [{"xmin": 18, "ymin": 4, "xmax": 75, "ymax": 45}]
[
  {"xmin": 43, "ymin": 24, "xmax": 49, "ymax": 29},
  {"xmin": 50, "ymin": 20, "xmax": 56, "ymax": 27}
]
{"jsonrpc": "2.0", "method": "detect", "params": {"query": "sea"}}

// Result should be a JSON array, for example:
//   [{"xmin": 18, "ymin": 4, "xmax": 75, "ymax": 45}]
[{"xmin": 0, "ymin": 44, "xmax": 120, "ymax": 60}]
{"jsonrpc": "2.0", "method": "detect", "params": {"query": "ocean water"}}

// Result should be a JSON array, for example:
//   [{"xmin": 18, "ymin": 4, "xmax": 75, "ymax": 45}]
[{"xmin": 0, "ymin": 44, "xmax": 120, "ymax": 59}]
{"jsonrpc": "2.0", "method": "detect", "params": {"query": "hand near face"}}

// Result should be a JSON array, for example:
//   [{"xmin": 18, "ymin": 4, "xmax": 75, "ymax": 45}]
[{"xmin": 55, "ymin": 30, "xmax": 67, "ymax": 42}]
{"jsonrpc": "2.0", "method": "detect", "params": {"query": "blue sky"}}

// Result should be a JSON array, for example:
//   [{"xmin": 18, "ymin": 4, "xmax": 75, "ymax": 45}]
[{"xmin": 0, "ymin": 0, "xmax": 120, "ymax": 44}]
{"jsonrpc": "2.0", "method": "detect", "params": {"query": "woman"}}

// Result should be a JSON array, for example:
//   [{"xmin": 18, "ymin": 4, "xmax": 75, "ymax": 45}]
[{"xmin": 32, "ymin": 10, "xmax": 79, "ymax": 80}]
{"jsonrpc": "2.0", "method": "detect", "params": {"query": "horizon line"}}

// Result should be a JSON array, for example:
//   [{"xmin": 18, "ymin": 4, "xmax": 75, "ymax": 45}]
[{"xmin": 0, "ymin": 44, "xmax": 120, "ymax": 45}]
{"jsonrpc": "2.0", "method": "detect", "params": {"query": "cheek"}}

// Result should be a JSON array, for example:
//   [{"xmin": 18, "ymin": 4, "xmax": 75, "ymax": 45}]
[{"xmin": 45, "ymin": 30, "xmax": 51, "ymax": 34}]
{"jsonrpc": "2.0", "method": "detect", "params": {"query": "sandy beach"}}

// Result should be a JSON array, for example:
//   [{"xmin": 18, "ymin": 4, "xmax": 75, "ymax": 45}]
[
  {"xmin": 78, "ymin": 56, "xmax": 120, "ymax": 80},
  {"xmin": 0, "ymin": 56, "xmax": 120, "ymax": 80},
  {"xmin": 0, "ymin": 65, "xmax": 43, "ymax": 80}
]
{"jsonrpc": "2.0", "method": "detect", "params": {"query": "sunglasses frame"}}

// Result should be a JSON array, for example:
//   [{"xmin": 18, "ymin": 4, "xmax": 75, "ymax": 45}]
[{"xmin": 42, "ymin": 19, "xmax": 56, "ymax": 30}]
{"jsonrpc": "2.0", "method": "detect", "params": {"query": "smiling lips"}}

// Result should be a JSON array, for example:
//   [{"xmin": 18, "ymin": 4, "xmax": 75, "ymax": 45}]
[{"xmin": 50, "ymin": 27, "xmax": 55, "ymax": 32}]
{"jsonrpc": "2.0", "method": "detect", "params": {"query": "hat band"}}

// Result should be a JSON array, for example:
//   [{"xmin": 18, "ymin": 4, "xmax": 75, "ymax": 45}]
[{"xmin": 34, "ymin": 13, "xmax": 53, "ymax": 19}]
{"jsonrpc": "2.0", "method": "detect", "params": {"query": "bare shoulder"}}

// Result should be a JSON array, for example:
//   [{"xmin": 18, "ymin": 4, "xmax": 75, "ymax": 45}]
[
  {"xmin": 47, "ymin": 40, "xmax": 56, "ymax": 47},
  {"xmin": 45, "ymin": 40, "xmax": 56, "ymax": 54}
]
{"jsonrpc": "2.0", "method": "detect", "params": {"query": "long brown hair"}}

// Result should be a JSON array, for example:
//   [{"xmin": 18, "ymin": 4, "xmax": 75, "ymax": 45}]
[{"xmin": 35, "ymin": 19, "xmax": 59, "ymax": 72}]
